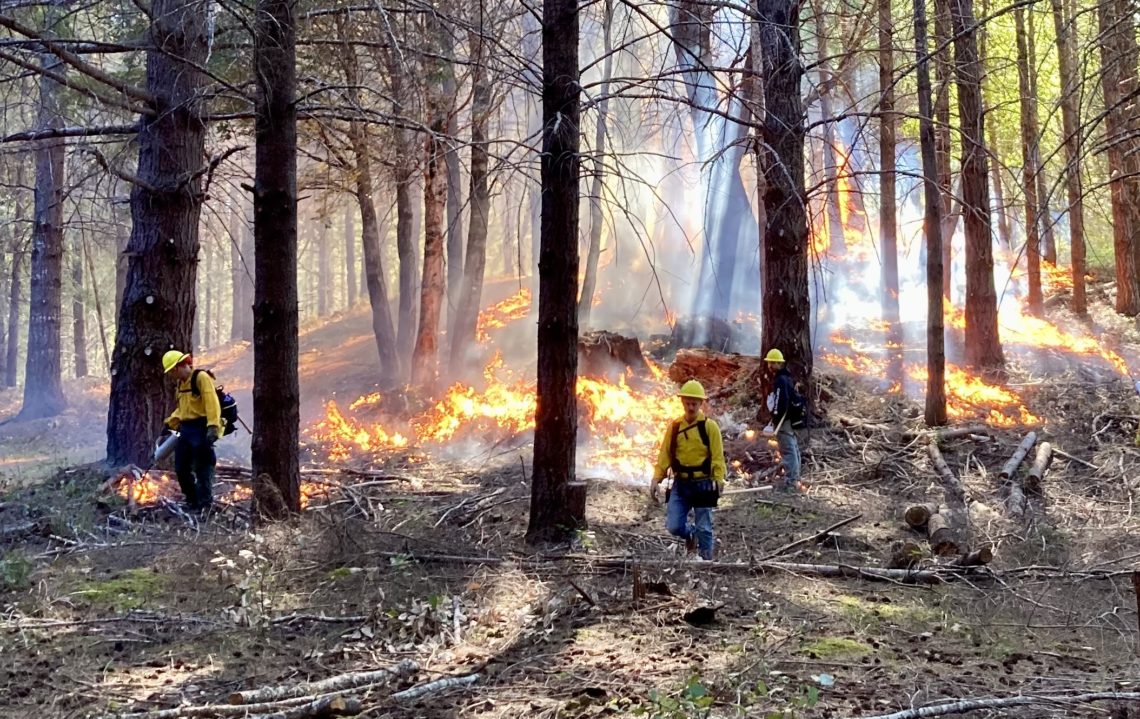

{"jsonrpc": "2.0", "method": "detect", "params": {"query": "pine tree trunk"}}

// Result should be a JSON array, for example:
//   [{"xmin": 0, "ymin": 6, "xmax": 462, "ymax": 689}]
[
  {"xmin": 0, "ymin": 229, "xmax": 7, "ymax": 384},
  {"xmin": 977, "ymin": 0, "xmax": 1011, "ymax": 252},
  {"xmin": 916, "ymin": 0, "xmax": 947, "ymax": 425},
  {"xmin": 106, "ymin": 0, "xmax": 209, "ymax": 466},
  {"xmin": 114, "ymin": 212, "xmax": 128, "ymax": 318},
  {"xmin": 22, "ymin": 50, "xmax": 68, "ymax": 420},
  {"xmin": 6, "ymin": 163, "xmax": 25, "ymax": 388},
  {"xmin": 240, "ymin": 216, "xmax": 254, "ymax": 341},
  {"xmin": 527, "ymin": 0, "xmax": 584, "ymax": 544},
  {"xmin": 949, "ymin": 0, "xmax": 1003, "ymax": 370},
  {"xmin": 444, "ymin": 71, "xmax": 464, "ymax": 324},
  {"xmin": 71, "ymin": 237, "xmax": 87, "ymax": 378},
  {"xmin": 230, "ymin": 205, "xmax": 245, "ymax": 341},
  {"xmin": 1016, "ymin": 6, "xmax": 1044, "ymax": 315},
  {"xmin": 202, "ymin": 242, "xmax": 212, "ymax": 349},
  {"xmin": 578, "ymin": 0, "xmax": 613, "ymax": 329},
  {"xmin": 1097, "ymin": 0, "xmax": 1140, "ymax": 315},
  {"xmin": 933, "ymin": 0, "xmax": 954, "ymax": 299},
  {"xmin": 758, "ymin": 0, "xmax": 811, "ymax": 378},
  {"xmin": 251, "ymin": 0, "xmax": 301, "ymax": 518},
  {"xmin": 412, "ymin": 38, "xmax": 449, "ymax": 388},
  {"xmin": 448, "ymin": 17, "xmax": 492, "ymax": 375},
  {"xmin": 318, "ymin": 218, "xmax": 330, "ymax": 317},
  {"xmin": 815, "ymin": 6, "xmax": 845, "ymax": 255},
  {"xmin": 81, "ymin": 232, "xmax": 110, "ymax": 373},
  {"xmin": 879, "ymin": 0, "xmax": 900, "ymax": 329},
  {"xmin": 343, "ymin": 203, "xmax": 357, "ymax": 308},
  {"xmin": 1037, "ymin": 168, "xmax": 1057, "ymax": 264},
  {"xmin": 395, "ymin": 172, "xmax": 418, "ymax": 366},
  {"xmin": 1051, "ymin": 0, "xmax": 1087, "ymax": 314}
]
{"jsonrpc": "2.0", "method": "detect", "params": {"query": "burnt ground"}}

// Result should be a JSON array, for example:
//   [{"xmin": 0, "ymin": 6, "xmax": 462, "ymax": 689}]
[{"xmin": 2, "ymin": 290, "xmax": 1140, "ymax": 718}]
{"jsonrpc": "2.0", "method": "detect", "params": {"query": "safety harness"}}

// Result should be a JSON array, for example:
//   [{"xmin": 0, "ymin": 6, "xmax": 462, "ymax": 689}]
[{"xmin": 669, "ymin": 419, "xmax": 711, "ymax": 480}]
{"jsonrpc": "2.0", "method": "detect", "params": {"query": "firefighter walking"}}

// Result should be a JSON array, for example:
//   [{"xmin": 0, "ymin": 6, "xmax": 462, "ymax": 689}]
[
  {"xmin": 764, "ymin": 349, "xmax": 807, "ymax": 492},
  {"xmin": 161, "ymin": 350, "xmax": 222, "ymax": 513},
  {"xmin": 650, "ymin": 380, "xmax": 727, "ymax": 560}
]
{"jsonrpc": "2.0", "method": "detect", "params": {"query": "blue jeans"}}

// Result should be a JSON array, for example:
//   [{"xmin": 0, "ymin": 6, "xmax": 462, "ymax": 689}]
[
  {"xmin": 666, "ymin": 481, "xmax": 715, "ymax": 559},
  {"xmin": 777, "ymin": 428, "xmax": 801, "ymax": 485},
  {"xmin": 174, "ymin": 418, "xmax": 216, "ymax": 509}
]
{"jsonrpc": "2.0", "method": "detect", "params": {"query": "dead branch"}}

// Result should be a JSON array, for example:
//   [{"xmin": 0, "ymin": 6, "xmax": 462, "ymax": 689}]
[
  {"xmin": 841, "ymin": 691, "xmax": 1140, "ymax": 719},
  {"xmin": 759, "ymin": 514, "xmax": 862, "ymax": 560},
  {"xmin": 1051, "ymin": 446, "xmax": 1099, "ymax": 470},
  {"xmin": 389, "ymin": 673, "xmax": 480, "ymax": 702},
  {"xmin": 116, "ymin": 694, "xmax": 358, "ymax": 719},
  {"xmin": 228, "ymin": 660, "xmax": 418, "ymax": 705},
  {"xmin": 1025, "ymin": 442, "xmax": 1053, "ymax": 492},
  {"xmin": 926, "ymin": 443, "xmax": 966, "ymax": 506},
  {"xmin": 999, "ymin": 431, "xmax": 1037, "ymax": 478},
  {"xmin": 242, "ymin": 697, "xmax": 362, "ymax": 719},
  {"xmin": 904, "ymin": 424, "xmax": 989, "ymax": 441}
]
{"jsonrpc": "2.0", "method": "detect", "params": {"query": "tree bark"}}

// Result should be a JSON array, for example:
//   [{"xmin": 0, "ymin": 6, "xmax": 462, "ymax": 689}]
[
  {"xmin": 916, "ymin": 0, "xmax": 947, "ymax": 426},
  {"xmin": 411, "ymin": 22, "xmax": 449, "ymax": 388},
  {"xmin": 448, "ymin": 14, "xmax": 492, "ymax": 375},
  {"xmin": 71, "ymin": 235, "xmax": 87, "ymax": 378},
  {"xmin": 527, "ymin": 0, "xmax": 583, "ymax": 543},
  {"xmin": 21, "ymin": 48, "xmax": 68, "ymax": 419},
  {"xmin": 1015, "ymin": 6, "xmax": 1044, "ymax": 316},
  {"xmin": 949, "ymin": 0, "xmax": 1003, "ymax": 370},
  {"xmin": 577, "ymin": 0, "xmax": 613, "ymax": 330},
  {"xmin": 106, "ymin": 0, "xmax": 209, "ymax": 466},
  {"xmin": 878, "ymin": 0, "xmax": 902, "ymax": 380},
  {"xmin": 343, "ymin": 203, "xmax": 357, "ymax": 308},
  {"xmin": 758, "ymin": 0, "xmax": 811, "ymax": 379},
  {"xmin": 1097, "ymin": 0, "xmax": 1140, "ymax": 316},
  {"xmin": 1051, "ymin": 0, "xmax": 1087, "ymax": 314},
  {"xmin": 251, "ymin": 0, "xmax": 301, "ymax": 518},
  {"xmin": 815, "ymin": 5, "xmax": 845, "ymax": 256},
  {"xmin": 933, "ymin": 0, "xmax": 954, "ymax": 299},
  {"xmin": 5, "ymin": 163, "xmax": 26, "ymax": 388},
  {"xmin": 317, "ymin": 216, "xmax": 330, "ymax": 317},
  {"xmin": 240, "ymin": 214, "xmax": 254, "ymax": 341},
  {"xmin": 444, "ymin": 69, "xmax": 464, "ymax": 324}
]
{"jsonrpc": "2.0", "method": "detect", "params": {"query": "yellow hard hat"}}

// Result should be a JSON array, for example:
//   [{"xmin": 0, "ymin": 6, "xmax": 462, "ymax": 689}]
[
  {"xmin": 678, "ymin": 379, "xmax": 706, "ymax": 399},
  {"xmin": 162, "ymin": 350, "xmax": 190, "ymax": 373},
  {"xmin": 764, "ymin": 348, "xmax": 786, "ymax": 363}
]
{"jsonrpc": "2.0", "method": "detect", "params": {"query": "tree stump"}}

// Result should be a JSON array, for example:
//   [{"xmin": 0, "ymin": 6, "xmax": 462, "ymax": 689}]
[
  {"xmin": 667, "ymin": 348, "xmax": 763, "ymax": 393},
  {"xmin": 578, "ymin": 331, "xmax": 651, "ymax": 380},
  {"xmin": 564, "ymin": 479, "xmax": 589, "ymax": 529}
]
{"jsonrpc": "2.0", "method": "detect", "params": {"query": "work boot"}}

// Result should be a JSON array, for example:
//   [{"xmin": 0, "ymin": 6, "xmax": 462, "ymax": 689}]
[{"xmin": 685, "ymin": 533, "xmax": 697, "ymax": 555}]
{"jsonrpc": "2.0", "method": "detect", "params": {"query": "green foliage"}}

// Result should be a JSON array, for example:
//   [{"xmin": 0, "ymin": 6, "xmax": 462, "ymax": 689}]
[
  {"xmin": 0, "ymin": 551, "xmax": 32, "ymax": 591},
  {"xmin": 75, "ymin": 568, "xmax": 166, "ymax": 611},
  {"xmin": 797, "ymin": 636, "xmax": 872, "ymax": 659},
  {"xmin": 636, "ymin": 675, "xmax": 715, "ymax": 719}
]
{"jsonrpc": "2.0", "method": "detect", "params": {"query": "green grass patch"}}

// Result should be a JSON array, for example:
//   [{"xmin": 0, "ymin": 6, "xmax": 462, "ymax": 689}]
[
  {"xmin": 798, "ymin": 636, "xmax": 872, "ymax": 659},
  {"xmin": 0, "ymin": 551, "xmax": 32, "ymax": 591},
  {"xmin": 835, "ymin": 595, "xmax": 939, "ymax": 629},
  {"xmin": 74, "ymin": 568, "xmax": 167, "ymax": 611}
]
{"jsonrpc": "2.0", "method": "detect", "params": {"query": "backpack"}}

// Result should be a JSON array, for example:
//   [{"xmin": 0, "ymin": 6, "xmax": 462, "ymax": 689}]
[
  {"xmin": 191, "ymin": 368, "xmax": 240, "ymax": 436},
  {"xmin": 668, "ymin": 419, "xmax": 712, "ymax": 479}
]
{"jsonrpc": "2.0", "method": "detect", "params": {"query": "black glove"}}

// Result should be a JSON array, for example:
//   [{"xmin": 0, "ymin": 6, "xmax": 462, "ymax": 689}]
[{"xmin": 206, "ymin": 426, "xmax": 219, "ymax": 444}]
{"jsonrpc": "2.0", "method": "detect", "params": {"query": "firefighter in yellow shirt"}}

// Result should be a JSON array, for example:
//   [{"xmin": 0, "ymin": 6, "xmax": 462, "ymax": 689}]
[
  {"xmin": 650, "ymin": 380, "xmax": 726, "ymax": 560},
  {"xmin": 162, "ymin": 350, "xmax": 222, "ymax": 512}
]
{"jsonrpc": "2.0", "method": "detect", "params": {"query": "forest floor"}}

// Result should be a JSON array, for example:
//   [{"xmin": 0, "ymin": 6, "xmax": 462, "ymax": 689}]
[{"xmin": 2, "ymin": 283, "xmax": 1140, "ymax": 718}]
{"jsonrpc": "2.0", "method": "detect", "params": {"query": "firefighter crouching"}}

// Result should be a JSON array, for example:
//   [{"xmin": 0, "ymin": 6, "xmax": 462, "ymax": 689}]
[
  {"xmin": 161, "ymin": 350, "xmax": 222, "ymax": 513},
  {"xmin": 650, "ymin": 380, "xmax": 727, "ymax": 560}
]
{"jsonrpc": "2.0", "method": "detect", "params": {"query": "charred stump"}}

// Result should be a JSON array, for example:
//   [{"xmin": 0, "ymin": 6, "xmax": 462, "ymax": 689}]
[{"xmin": 578, "ymin": 331, "xmax": 650, "ymax": 380}]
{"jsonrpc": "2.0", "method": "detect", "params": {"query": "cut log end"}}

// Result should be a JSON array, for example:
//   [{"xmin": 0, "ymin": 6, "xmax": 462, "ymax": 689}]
[
  {"xmin": 904, "ymin": 504, "xmax": 935, "ymax": 529},
  {"xmin": 953, "ymin": 545, "xmax": 994, "ymax": 567},
  {"xmin": 926, "ymin": 513, "xmax": 961, "ymax": 556},
  {"xmin": 888, "ymin": 541, "xmax": 924, "ymax": 569}
]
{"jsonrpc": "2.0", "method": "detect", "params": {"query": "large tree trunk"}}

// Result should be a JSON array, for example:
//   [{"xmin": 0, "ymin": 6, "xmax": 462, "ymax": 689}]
[
  {"xmin": 444, "ymin": 74, "xmax": 464, "ymax": 325},
  {"xmin": 343, "ymin": 203, "xmax": 357, "ymax": 308},
  {"xmin": 949, "ymin": 0, "xmax": 1003, "ymax": 370},
  {"xmin": 1037, "ymin": 167, "xmax": 1057, "ymax": 264},
  {"xmin": 527, "ymin": 0, "xmax": 584, "ymax": 544},
  {"xmin": 21, "ymin": 50, "xmax": 68, "ymax": 420},
  {"xmin": 933, "ymin": 0, "xmax": 954, "ymax": 299},
  {"xmin": 448, "ymin": 18, "xmax": 492, "ymax": 375},
  {"xmin": 1016, "ymin": 7, "xmax": 1044, "ymax": 316},
  {"xmin": 1051, "ymin": 0, "xmax": 1087, "ymax": 314},
  {"xmin": 411, "ymin": 26, "xmax": 449, "ymax": 388},
  {"xmin": 758, "ymin": 0, "xmax": 811, "ymax": 378},
  {"xmin": 917, "ymin": 0, "xmax": 947, "ymax": 426},
  {"xmin": 395, "ymin": 171, "xmax": 418, "ymax": 366},
  {"xmin": 1097, "ymin": 0, "xmax": 1140, "ymax": 316},
  {"xmin": 114, "ymin": 207, "xmax": 128, "ymax": 320},
  {"xmin": 578, "ymin": 0, "xmax": 613, "ymax": 329},
  {"xmin": 251, "ymin": 0, "xmax": 300, "ymax": 518},
  {"xmin": 71, "ymin": 236, "xmax": 87, "ymax": 378},
  {"xmin": 814, "ymin": 5, "xmax": 845, "ymax": 256},
  {"xmin": 317, "ymin": 217, "xmax": 330, "ymax": 317},
  {"xmin": 5, "ymin": 163, "xmax": 25, "ymax": 388},
  {"xmin": 106, "ymin": 0, "xmax": 209, "ymax": 466},
  {"xmin": 230, "ymin": 204, "xmax": 246, "ymax": 341},
  {"xmin": 878, "ymin": 0, "xmax": 900, "ymax": 336},
  {"xmin": 240, "ymin": 216, "xmax": 254, "ymax": 341}
]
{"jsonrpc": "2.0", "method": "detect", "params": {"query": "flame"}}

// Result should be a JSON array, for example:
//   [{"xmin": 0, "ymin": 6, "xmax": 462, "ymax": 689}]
[
  {"xmin": 112, "ymin": 471, "xmax": 324, "ymax": 510},
  {"xmin": 1041, "ymin": 260, "xmax": 1074, "ymax": 293},
  {"xmin": 476, "ymin": 288, "xmax": 531, "ymax": 342},
  {"xmin": 308, "ymin": 401, "xmax": 410, "ymax": 459}
]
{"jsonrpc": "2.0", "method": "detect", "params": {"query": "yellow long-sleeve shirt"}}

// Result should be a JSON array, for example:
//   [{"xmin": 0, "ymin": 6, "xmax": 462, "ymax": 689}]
[
  {"xmin": 652, "ymin": 412, "xmax": 726, "ymax": 483},
  {"xmin": 166, "ymin": 370, "xmax": 222, "ymax": 431}
]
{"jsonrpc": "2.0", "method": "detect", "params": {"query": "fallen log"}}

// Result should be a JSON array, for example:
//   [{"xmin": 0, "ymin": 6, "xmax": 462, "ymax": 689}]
[
  {"xmin": 228, "ymin": 660, "xmax": 418, "ymax": 705},
  {"xmin": 839, "ymin": 691, "xmax": 1140, "ymax": 719},
  {"xmin": 926, "ymin": 444, "xmax": 966, "ymax": 506},
  {"xmin": 390, "ymin": 673, "xmax": 481, "ymax": 702},
  {"xmin": 926, "ymin": 513, "xmax": 961, "ymax": 556},
  {"xmin": 244, "ymin": 697, "xmax": 362, "ymax": 719},
  {"xmin": 0, "ymin": 519, "xmax": 44, "ymax": 540},
  {"xmin": 887, "ymin": 541, "xmax": 924, "ymax": 569},
  {"xmin": 905, "ymin": 424, "xmax": 989, "ymax": 441},
  {"xmin": 1025, "ymin": 442, "xmax": 1053, "ymax": 492},
  {"xmin": 999, "ymin": 431, "xmax": 1037, "ymax": 479},
  {"xmin": 1004, "ymin": 481, "xmax": 1027, "ymax": 517},
  {"xmin": 952, "ymin": 545, "xmax": 993, "ymax": 567},
  {"xmin": 904, "ymin": 504, "xmax": 936, "ymax": 530},
  {"xmin": 117, "ymin": 695, "xmax": 362, "ymax": 719}
]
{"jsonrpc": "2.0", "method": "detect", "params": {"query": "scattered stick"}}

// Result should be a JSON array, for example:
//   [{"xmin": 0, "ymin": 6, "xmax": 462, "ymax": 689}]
[
  {"xmin": 840, "ymin": 691, "xmax": 1140, "ymax": 719},
  {"xmin": 760, "ymin": 514, "xmax": 862, "ymax": 561},
  {"xmin": 1025, "ymin": 442, "xmax": 1053, "ymax": 493},
  {"xmin": 905, "ymin": 424, "xmax": 989, "ymax": 441},
  {"xmin": 243, "ymin": 696, "xmax": 362, "ymax": 719},
  {"xmin": 390, "ymin": 673, "xmax": 480, "ymax": 702},
  {"xmin": 904, "ymin": 504, "xmax": 935, "ymax": 530},
  {"xmin": 721, "ymin": 485, "xmax": 774, "ymax": 496},
  {"xmin": 567, "ymin": 578, "xmax": 597, "ymax": 607},
  {"xmin": 269, "ymin": 613, "xmax": 367, "ymax": 625},
  {"xmin": 228, "ymin": 660, "xmax": 418, "ymax": 705},
  {"xmin": 999, "ymin": 431, "xmax": 1037, "ymax": 479},
  {"xmin": 116, "ymin": 694, "xmax": 359, "ymax": 719},
  {"xmin": 1050, "ymin": 446, "xmax": 1099, "ymax": 470}
]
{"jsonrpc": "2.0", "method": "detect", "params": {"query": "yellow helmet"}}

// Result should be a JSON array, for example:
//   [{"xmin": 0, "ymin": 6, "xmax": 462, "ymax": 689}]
[
  {"xmin": 678, "ymin": 379, "xmax": 706, "ymax": 399},
  {"xmin": 162, "ymin": 350, "xmax": 190, "ymax": 374},
  {"xmin": 764, "ymin": 348, "xmax": 786, "ymax": 363}
]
